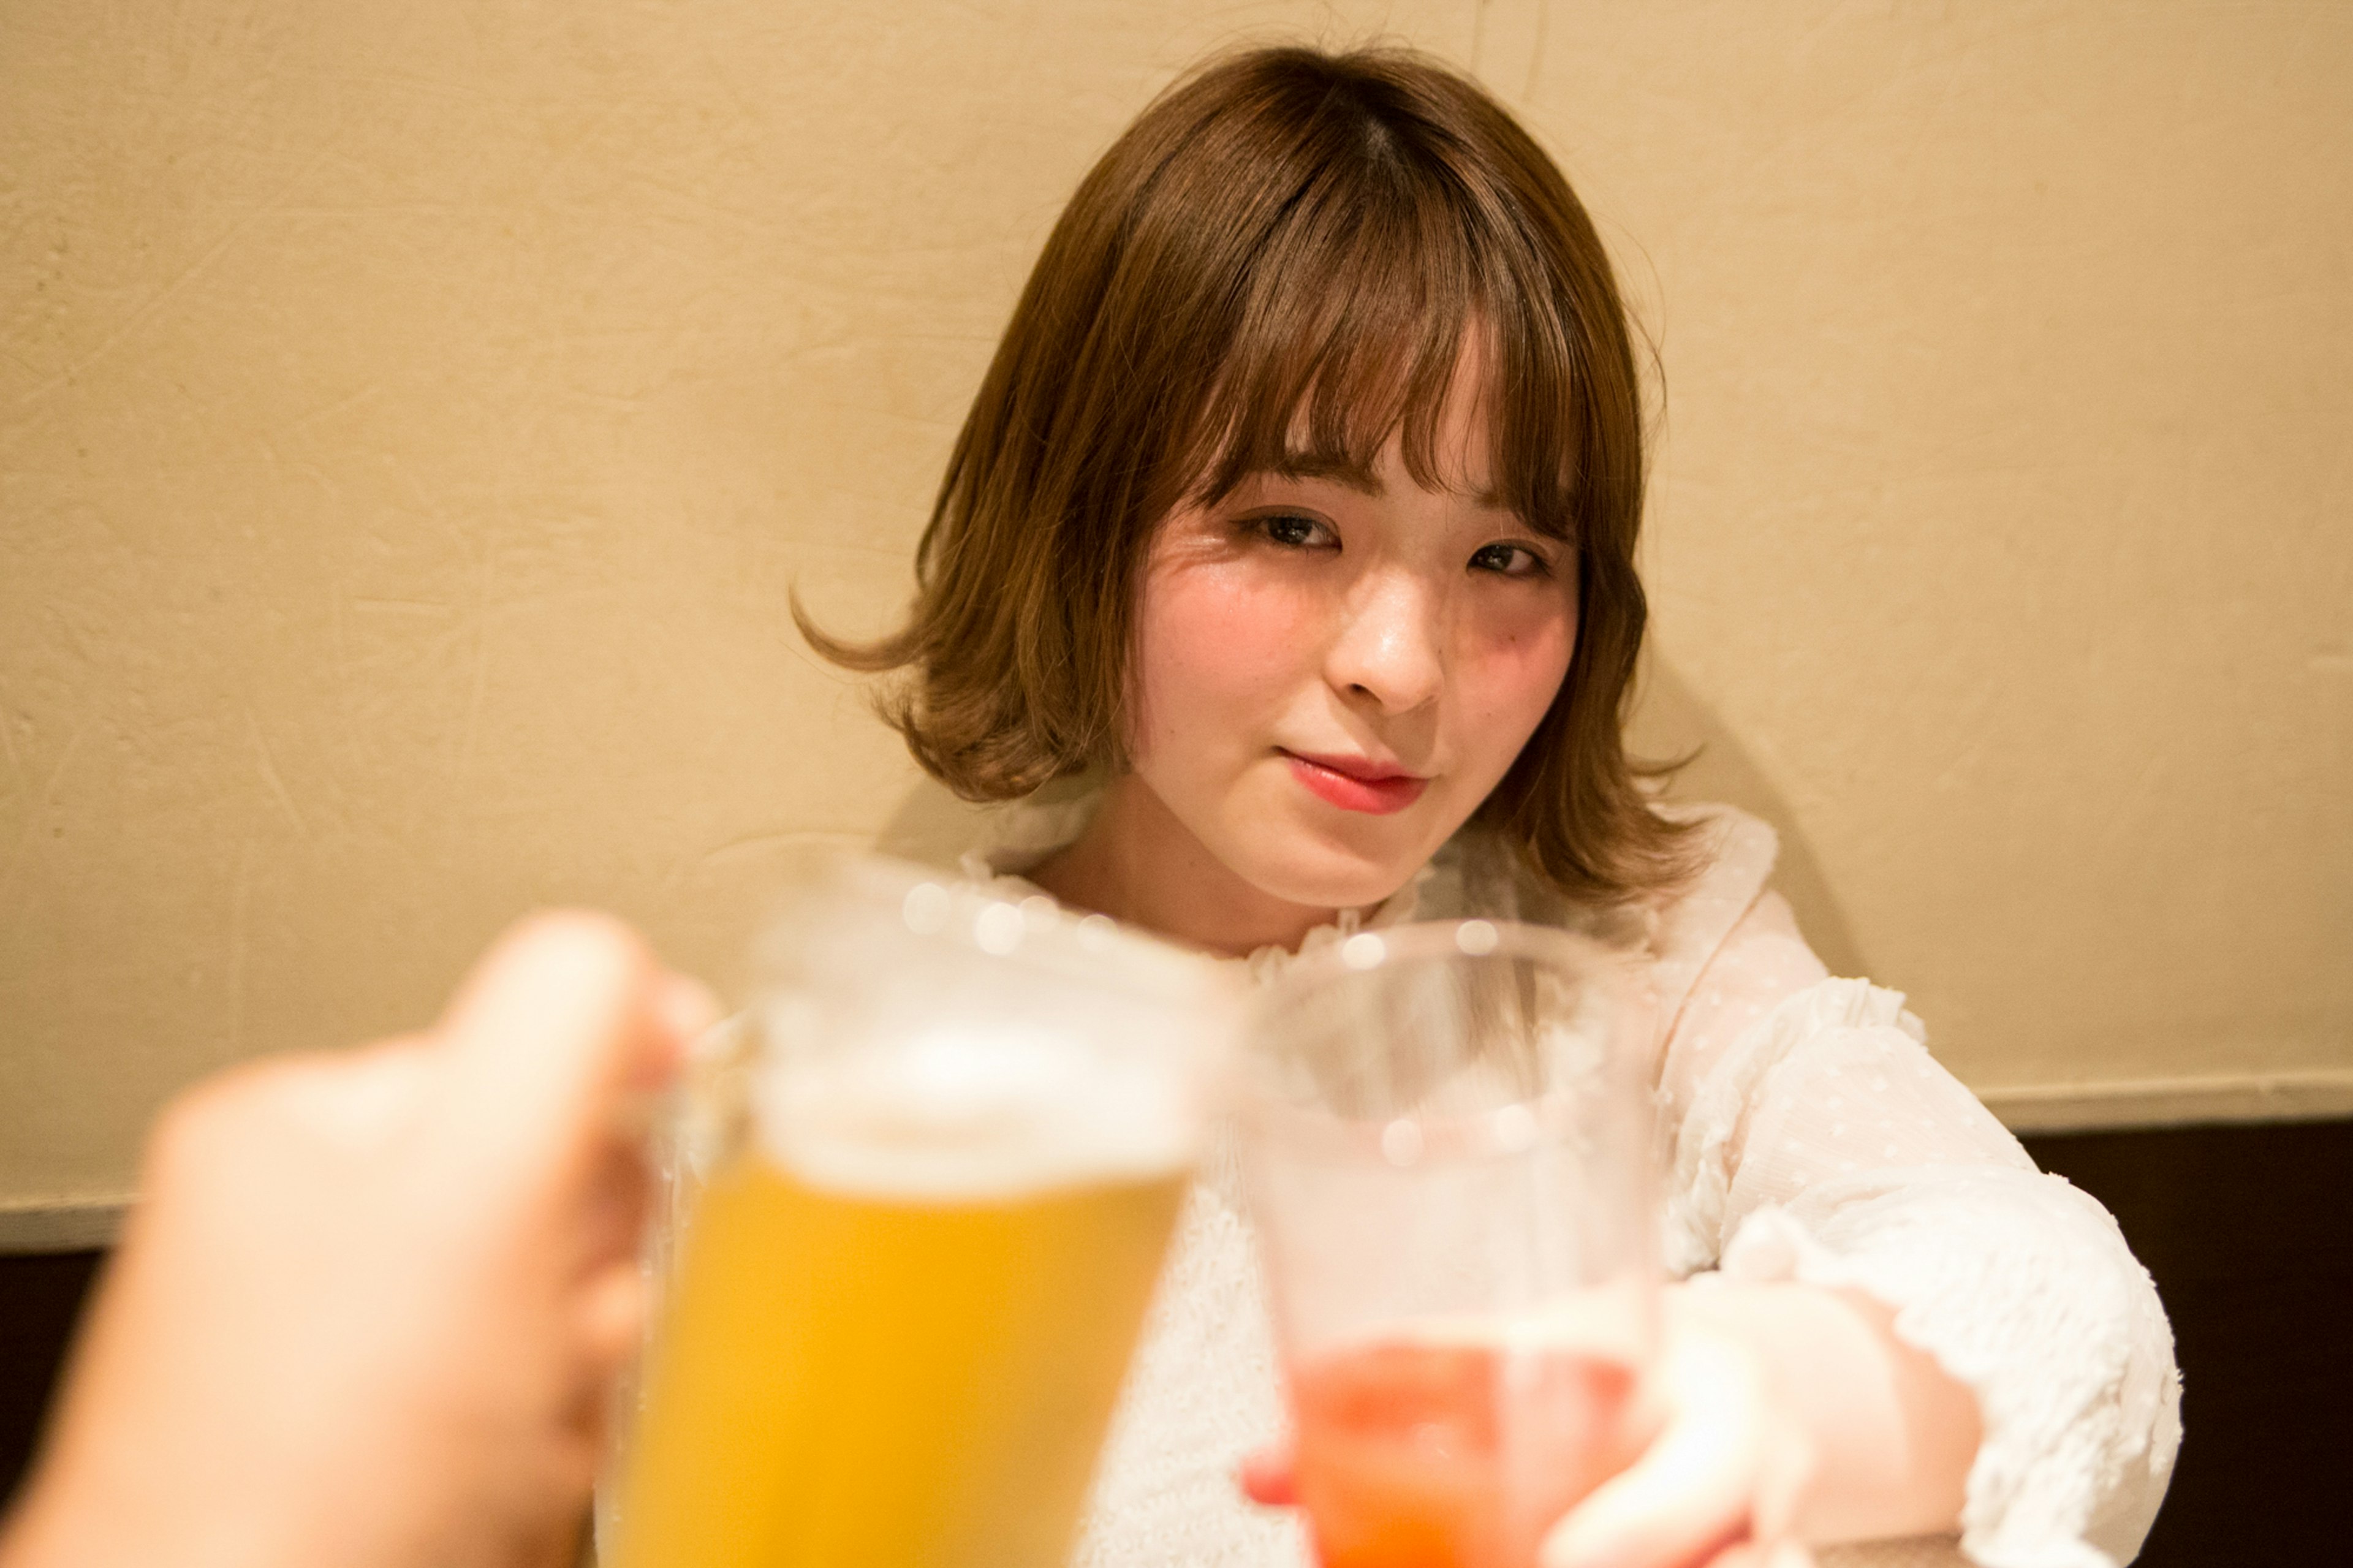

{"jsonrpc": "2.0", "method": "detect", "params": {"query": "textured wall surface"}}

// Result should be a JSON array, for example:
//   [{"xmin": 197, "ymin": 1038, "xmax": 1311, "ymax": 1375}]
[{"xmin": 4, "ymin": 0, "xmax": 2348, "ymax": 1204}]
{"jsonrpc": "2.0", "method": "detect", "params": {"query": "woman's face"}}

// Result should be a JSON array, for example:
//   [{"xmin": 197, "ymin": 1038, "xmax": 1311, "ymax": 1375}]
[{"xmin": 1127, "ymin": 378, "xmax": 1576, "ymax": 912}]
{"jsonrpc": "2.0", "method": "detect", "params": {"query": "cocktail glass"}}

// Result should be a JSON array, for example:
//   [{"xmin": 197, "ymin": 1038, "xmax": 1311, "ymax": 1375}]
[{"xmin": 1240, "ymin": 920, "xmax": 1657, "ymax": 1568}]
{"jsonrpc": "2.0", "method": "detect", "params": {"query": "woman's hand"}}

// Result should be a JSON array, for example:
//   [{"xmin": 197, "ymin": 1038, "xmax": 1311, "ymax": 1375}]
[
  {"xmin": 1537, "ymin": 1306, "xmax": 1814, "ymax": 1568},
  {"xmin": 1549, "ymin": 1279, "xmax": 1978, "ymax": 1567},
  {"xmin": 1243, "ymin": 1279, "xmax": 1977, "ymax": 1568}
]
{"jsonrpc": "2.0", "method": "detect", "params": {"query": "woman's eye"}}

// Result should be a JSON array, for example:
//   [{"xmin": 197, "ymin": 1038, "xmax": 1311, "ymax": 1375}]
[
  {"xmin": 1469, "ymin": 541, "xmax": 1550, "ymax": 578},
  {"xmin": 1255, "ymin": 513, "xmax": 1332, "ymax": 550}
]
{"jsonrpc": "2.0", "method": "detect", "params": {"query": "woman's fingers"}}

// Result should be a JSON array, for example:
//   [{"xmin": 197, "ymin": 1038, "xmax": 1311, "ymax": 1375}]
[
  {"xmin": 1237, "ymin": 1445, "xmax": 1297, "ymax": 1506},
  {"xmin": 1540, "ymin": 1330, "xmax": 1800, "ymax": 1568},
  {"xmin": 1703, "ymin": 1543, "xmax": 1816, "ymax": 1568}
]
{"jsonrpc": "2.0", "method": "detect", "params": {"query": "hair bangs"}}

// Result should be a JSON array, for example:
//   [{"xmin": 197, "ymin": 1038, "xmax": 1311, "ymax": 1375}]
[{"xmin": 1176, "ymin": 133, "xmax": 1585, "ymax": 543}]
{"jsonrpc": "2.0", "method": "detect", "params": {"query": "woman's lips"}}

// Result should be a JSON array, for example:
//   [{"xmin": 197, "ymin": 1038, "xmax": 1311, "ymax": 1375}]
[{"xmin": 1281, "ymin": 751, "xmax": 1430, "ymax": 816}]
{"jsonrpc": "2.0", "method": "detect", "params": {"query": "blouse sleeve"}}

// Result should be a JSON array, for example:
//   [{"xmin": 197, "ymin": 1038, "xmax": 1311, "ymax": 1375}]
[{"xmin": 1653, "ymin": 894, "xmax": 2183, "ymax": 1568}]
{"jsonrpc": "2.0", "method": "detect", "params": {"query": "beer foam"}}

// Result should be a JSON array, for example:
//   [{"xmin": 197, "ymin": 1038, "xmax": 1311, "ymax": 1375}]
[{"xmin": 755, "ymin": 1022, "xmax": 1202, "ymax": 1202}]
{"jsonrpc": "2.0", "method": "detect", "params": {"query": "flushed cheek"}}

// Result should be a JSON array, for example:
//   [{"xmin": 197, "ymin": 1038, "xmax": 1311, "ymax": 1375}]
[
  {"xmin": 1451, "ymin": 615, "xmax": 1575, "ymax": 757},
  {"xmin": 1132, "ymin": 567, "xmax": 1322, "ymax": 762}
]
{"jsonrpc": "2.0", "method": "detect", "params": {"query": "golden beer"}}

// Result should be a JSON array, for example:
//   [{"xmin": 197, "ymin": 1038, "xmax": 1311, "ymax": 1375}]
[
  {"xmin": 607, "ymin": 857, "xmax": 1231, "ymax": 1568},
  {"xmin": 614, "ymin": 1154, "xmax": 1184, "ymax": 1568}
]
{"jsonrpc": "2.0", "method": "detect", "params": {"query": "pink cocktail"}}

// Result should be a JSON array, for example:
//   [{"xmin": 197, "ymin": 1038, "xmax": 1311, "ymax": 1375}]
[
  {"xmin": 1240, "ymin": 922, "xmax": 1657, "ymax": 1568},
  {"xmin": 1292, "ymin": 1339, "xmax": 1639, "ymax": 1568}
]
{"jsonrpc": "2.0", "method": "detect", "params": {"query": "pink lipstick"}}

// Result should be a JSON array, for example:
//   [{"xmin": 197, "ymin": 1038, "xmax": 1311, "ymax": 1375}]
[{"xmin": 1281, "ymin": 751, "xmax": 1430, "ymax": 816}]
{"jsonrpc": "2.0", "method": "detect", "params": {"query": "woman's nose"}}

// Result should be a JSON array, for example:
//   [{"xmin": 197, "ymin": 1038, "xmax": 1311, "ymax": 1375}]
[{"xmin": 1324, "ymin": 570, "xmax": 1446, "ymax": 714}]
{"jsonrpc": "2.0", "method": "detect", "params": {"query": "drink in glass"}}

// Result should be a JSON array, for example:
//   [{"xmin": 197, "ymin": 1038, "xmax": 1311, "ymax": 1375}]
[
  {"xmin": 1241, "ymin": 922, "xmax": 1656, "ymax": 1568},
  {"xmin": 610, "ymin": 860, "xmax": 1231, "ymax": 1568}
]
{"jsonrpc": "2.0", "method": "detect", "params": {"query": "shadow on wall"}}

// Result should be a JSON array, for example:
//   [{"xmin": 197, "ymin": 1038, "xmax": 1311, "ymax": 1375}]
[
  {"xmin": 874, "ymin": 784, "xmax": 984, "ymax": 868},
  {"xmin": 868, "ymin": 657, "xmax": 1865, "ymax": 982},
  {"xmin": 1628, "ymin": 656, "xmax": 1865, "ymax": 981},
  {"xmin": 872, "ymin": 771, "xmax": 1092, "ymax": 870}
]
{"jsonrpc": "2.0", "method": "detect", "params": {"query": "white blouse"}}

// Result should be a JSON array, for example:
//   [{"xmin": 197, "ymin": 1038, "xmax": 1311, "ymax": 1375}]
[{"xmin": 964, "ymin": 797, "xmax": 2181, "ymax": 1568}]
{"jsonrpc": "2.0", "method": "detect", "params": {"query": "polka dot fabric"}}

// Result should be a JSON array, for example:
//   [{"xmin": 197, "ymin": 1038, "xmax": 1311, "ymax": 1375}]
[{"xmin": 960, "ymin": 800, "xmax": 2180, "ymax": 1568}]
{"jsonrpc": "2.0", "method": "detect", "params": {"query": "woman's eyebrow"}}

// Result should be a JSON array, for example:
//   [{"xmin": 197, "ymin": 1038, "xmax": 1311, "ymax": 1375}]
[
  {"xmin": 1259, "ymin": 455, "xmax": 1386, "ymax": 494},
  {"xmin": 1251, "ymin": 457, "xmax": 1515, "ymax": 512}
]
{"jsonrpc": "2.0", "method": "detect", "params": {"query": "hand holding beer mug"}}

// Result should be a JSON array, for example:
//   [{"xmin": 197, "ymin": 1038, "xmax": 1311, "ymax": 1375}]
[
  {"xmin": 612, "ymin": 860, "xmax": 1233, "ymax": 1568},
  {"xmin": 1241, "ymin": 921, "xmax": 1657, "ymax": 1568}
]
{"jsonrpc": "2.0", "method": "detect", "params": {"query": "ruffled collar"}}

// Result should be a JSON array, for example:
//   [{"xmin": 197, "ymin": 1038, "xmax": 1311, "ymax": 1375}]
[{"xmin": 954, "ymin": 789, "xmax": 1442, "ymax": 986}]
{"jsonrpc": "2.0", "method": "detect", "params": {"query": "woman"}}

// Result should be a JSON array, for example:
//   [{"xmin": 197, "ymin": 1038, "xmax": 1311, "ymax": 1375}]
[{"xmin": 812, "ymin": 45, "xmax": 2178, "ymax": 1568}]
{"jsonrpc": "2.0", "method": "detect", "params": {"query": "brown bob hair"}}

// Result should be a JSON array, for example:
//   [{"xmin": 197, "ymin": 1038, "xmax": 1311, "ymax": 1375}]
[{"xmin": 806, "ymin": 44, "xmax": 1694, "ymax": 903}]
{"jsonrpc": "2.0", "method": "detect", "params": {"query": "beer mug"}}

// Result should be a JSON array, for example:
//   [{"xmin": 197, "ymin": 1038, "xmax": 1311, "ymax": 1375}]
[
  {"xmin": 611, "ymin": 856, "xmax": 1234, "ymax": 1568},
  {"xmin": 1240, "ymin": 920, "xmax": 1656, "ymax": 1568}
]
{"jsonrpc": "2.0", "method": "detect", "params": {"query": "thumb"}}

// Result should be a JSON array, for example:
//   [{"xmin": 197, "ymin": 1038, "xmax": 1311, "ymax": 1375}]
[{"xmin": 431, "ymin": 911, "xmax": 694, "ymax": 1170}]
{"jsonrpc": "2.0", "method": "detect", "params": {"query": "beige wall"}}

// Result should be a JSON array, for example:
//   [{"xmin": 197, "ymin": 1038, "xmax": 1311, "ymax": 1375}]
[{"xmin": 4, "ymin": 1, "xmax": 2348, "ymax": 1208}]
